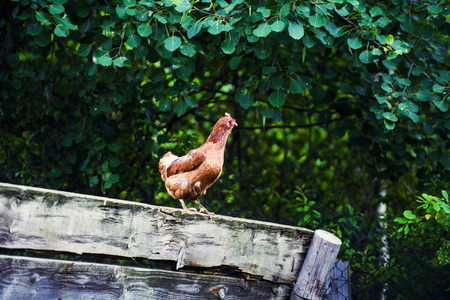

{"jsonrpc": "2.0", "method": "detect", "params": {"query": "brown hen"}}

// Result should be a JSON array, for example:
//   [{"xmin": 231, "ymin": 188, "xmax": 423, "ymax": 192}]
[{"xmin": 159, "ymin": 113, "xmax": 237, "ymax": 218}]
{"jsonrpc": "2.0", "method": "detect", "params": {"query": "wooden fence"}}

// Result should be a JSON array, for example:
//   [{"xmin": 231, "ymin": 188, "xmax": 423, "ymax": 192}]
[{"xmin": 0, "ymin": 183, "xmax": 348, "ymax": 299}]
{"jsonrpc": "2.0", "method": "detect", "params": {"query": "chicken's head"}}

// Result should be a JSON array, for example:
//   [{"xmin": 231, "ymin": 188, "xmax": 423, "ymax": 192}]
[{"xmin": 224, "ymin": 112, "xmax": 238, "ymax": 129}]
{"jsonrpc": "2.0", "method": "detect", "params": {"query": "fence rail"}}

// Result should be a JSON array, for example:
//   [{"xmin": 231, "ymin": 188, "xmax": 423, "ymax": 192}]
[{"xmin": 0, "ymin": 183, "xmax": 345, "ymax": 299}]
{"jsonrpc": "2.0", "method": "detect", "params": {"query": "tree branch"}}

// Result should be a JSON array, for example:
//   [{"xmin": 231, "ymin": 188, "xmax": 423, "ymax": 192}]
[{"xmin": 238, "ymin": 117, "xmax": 343, "ymax": 130}]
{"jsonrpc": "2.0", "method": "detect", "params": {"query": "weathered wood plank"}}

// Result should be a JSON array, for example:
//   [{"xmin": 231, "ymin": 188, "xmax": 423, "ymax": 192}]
[
  {"xmin": 0, "ymin": 183, "xmax": 313, "ymax": 283},
  {"xmin": 0, "ymin": 254, "xmax": 292, "ymax": 299}
]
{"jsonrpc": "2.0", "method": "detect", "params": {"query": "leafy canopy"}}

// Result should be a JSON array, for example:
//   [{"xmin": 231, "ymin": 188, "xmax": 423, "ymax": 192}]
[{"xmin": 0, "ymin": 0, "xmax": 449, "ymax": 220}]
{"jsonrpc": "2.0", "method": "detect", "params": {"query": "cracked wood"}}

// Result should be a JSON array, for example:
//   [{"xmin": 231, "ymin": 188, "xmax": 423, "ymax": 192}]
[
  {"xmin": 0, "ymin": 255, "xmax": 292, "ymax": 299},
  {"xmin": 0, "ymin": 183, "xmax": 313, "ymax": 284}
]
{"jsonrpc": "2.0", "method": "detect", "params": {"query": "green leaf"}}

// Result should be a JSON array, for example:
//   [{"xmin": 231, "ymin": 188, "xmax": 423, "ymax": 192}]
[
  {"xmin": 240, "ymin": 93, "xmax": 254, "ymax": 109},
  {"xmin": 372, "ymin": 48, "xmax": 383, "ymax": 56},
  {"xmin": 180, "ymin": 43, "xmax": 196, "ymax": 57},
  {"xmin": 443, "ymin": 190, "xmax": 449, "ymax": 201},
  {"xmin": 402, "ymin": 14, "xmax": 416, "ymax": 33},
  {"xmin": 289, "ymin": 78, "xmax": 306, "ymax": 94},
  {"xmin": 36, "ymin": 11, "xmax": 51, "ymax": 25},
  {"xmin": 61, "ymin": 135, "xmax": 73, "ymax": 147},
  {"xmin": 308, "ymin": 14, "xmax": 326, "ymax": 28},
  {"xmin": 109, "ymin": 143, "xmax": 123, "ymax": 152},
  {"xmin": 110, "ymin": 156, "xmax": 121, "ymax": 168},
  {"xmin": 95, "ymin": 138, "xmax": 106, "ymax": 150},
  {"xmin": 399, "ymin": 104, "xmax": 419, "ymax": 123},
  {"xmin": 174, "ymin": 101, "xmax": 187, "ymax": 117},
  {"xmin": 403, "ymin": 210, "xmax": 417, "ymax": 220},
  {"xmin": 90, "ymin": 176, "xmax": 99, "ymax": 185},
  {"xmin": 288, "ymin": 22, "xmax": 304, "ymax": 40},
  {"xmin": 359, "ymin": 50, "xmax": 373, "ymax": 64},
  {"xmin": 381, "ymin": 84, "xmax": 393, "ymax": 93},
  {"xmin": 255, "ymin": 42, "xmax": 271, "ymax": 59},
  {"xmin": 383, "ymin": 112, "xmax": 398, "ymax": 122},
  {"xmin": 347, "ymin": 37, "xmax": 362, "ymax": 49},
  {"xmin": 27, "ymin": 23, "xmax": 42, "ymax": 36},
  {"xmin": 159, "ymin": 98, "xmax": 171, "ymax": 112},
  {"xmin": 137, "ymin": 23, "xmax": 152, "ymax": 37},
  {"xmin": 123, "ymin": 0, "xmax": 136, "ymax": 7},
  {"xmin": 116, "ymin": 6, "xmax": 128, "ymax": 19},
  {"xmin": 133, "ymin": 45, "xmax": 148, "ymax": 59},
  {"xmin": 428, "ymin": 4, "xmax": 443, "ymax": 14},
  {"xmin": 394, "ymin": 217, "xmax": 408, "ymax": 224},
  {"xmin": 384, "ymin": 119, "xmax": 396, "ymax": 130},
  {"xmin": 257, "ymin": 7, "xmax": 271, "ymax": 18},
  {"xmin": 127, "ymin": 32, "xmax": 141, "ymax": 48},
  {"xmin": 34, "ymin": 30, "xmax": 51, "ymax": 47},
  {"xmin": 184, "ymin": 96, "xmax": 197, "ymax": 108},
  {"xmin": 385, "ymin": 34, "xmax": 394, "ymax": 45},
  {"xmin": 432, "ymin": 98, "xmax": 448, "ymax": 112},
  {"xmin": 49, "ymin": 3, "xmax": 65, "ymax": 15},
  {"xmin": 421, "ymin": 25, "xmax": 434, "ymax": 40},
  {"xmin": 164, "ymin": 36, "xmax": 182, "ymax": 52},
  {"xmin": 324, "ymin": 21, "xmax": 343, "ymax": 37},
  {"xmin": 400, "ymin": 101, "xmax": 419, "ymax": 113},
  {"xmin": 416, "ymin": 90, "xmax": 430, "ymax": 101},
  {"xmin": 78, "ymin": 44, "xmax": 91, "ymax": 57},
  {"xmin": 270, "ymin": 75, "xmax": 283, "ymax": 89},
  {"xmin": 229, "ymin": 56, "xmax": 242, "ymax": 70},
  {"xmin": 269, "ymin": 90, "xmax": 286, "ymax": 107},
  {"xmin": 93, "ymin": 49, "xmax": 112, "ymax": 66},
  {"xmin": 54, "ymin": 24, "xmax": 69, "ymax": 37},
  {"xmin": 404, "ymin": 225, "xmax": 409, "ymax": 235},
  {"xmin": 369, "ymin": 6, "xmax": 383, "ymax": 17},
  {"xmin": 221, "ymin": 34, "xmax": 238, "ymax": 54},
  {"xmin": 253, "ymin": 23, "xmax": 271, "ymax": 38},
  {"xmin": 208, "ymin": 20, "xmax": 224, "ymax": 35},
  {"xmin": 382, "ymin": 59, "xmax": 396, "ymax": 71},
  {"xmin": 437, "ymin": 70, "xmax": 450, "ymax": 82},
  {"xmin": 261, "ymin": 107, "xmax": 274, "ymax": 118},
  {"xmin": 433, "ymin": 84, "xmax": 444, "ymax": 93},
  {"xmin": 49, "ymin": 168, "xmax": 62, "ymax": 177},
  {"xmin": 175, "ymin": 0, "xmax": 191, "ymax": 12},
  {"xmin": 108, "ymin": 173, "xmax": 120, "ymax": 184},
  {"xmin": 113, "ymin": 57, "xmax": 128, "ymax": 67},
  {"xmin": 187, "ymin": 21, "xmax": 202, "ymax": 39},
  {"xmin": 271, "ymin": 20, "xmax": 285, "ymax": 32},
  {"xmin": 303, "ymin": 36, "xmax": 314, "ymax": 48}
]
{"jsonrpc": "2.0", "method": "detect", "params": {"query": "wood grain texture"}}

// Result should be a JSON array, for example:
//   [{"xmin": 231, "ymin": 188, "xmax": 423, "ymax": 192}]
[
  {"xmin": 0, "ymin": 255, "xmax": 292, "ymax": 300},
  {"xmin": 291, "ymin": 230, "xmax": 342, "ymax": 300},
  {"xmin": 0, "ymin": 183, "xmax": 313, "ymax": 283}
]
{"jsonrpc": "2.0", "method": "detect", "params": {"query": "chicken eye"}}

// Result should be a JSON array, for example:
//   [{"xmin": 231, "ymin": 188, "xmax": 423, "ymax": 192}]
[{"xmin": 227, "ymin": 120, "xmax": 232, "ymax": 128}]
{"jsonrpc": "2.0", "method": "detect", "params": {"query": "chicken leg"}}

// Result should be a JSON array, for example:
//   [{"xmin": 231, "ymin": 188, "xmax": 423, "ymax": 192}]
[
  {"xmin": 179, "ymin": 199, "xmax": 197, "ymax": 212},
  {"xmin": 193, "ymin": 199, "xmax": 215, "ymax": 219}
]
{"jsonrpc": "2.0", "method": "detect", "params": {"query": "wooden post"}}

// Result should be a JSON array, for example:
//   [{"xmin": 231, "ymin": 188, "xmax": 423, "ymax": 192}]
[{"xmin": 290, "ymin": 230, "xmax": 342, "ymax": 300}]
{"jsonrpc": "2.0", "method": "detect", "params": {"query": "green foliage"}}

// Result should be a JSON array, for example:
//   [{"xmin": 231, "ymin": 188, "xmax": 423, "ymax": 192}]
[
  {"xmin": 1, "ymin": 1, "xmax": 449, "ymax": 297},
  {"xmin": 0, "ymin": 0, "xmax": 448, "ymax": 228},
  {"xmin": 394, "ymin": 191, "xmax": 450, "ymax": 267}
]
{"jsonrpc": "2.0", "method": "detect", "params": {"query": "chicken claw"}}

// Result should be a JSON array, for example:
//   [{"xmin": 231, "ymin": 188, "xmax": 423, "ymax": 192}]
[{"xmin": 193, "ymin": 200, "xmax": 215, "ymax": 220}]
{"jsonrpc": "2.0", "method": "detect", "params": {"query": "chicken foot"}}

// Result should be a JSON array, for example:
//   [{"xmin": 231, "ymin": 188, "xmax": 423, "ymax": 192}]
[
  {"xmin": 179, "ymin": 199, "xmax": 215, "ymax": 219},
  {"xmin": 193, "ymin": 200, "xmax": 215, "ymax": 219}
]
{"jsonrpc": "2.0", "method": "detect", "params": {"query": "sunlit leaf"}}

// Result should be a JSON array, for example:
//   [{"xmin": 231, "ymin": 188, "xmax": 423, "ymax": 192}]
[
  {"xmin": 288, "ymin": 22, "xmax": 304, "ymax": 40},
  {"xmin": 164, "ymin": 36, "xmax": 182, "ymax": 52}
]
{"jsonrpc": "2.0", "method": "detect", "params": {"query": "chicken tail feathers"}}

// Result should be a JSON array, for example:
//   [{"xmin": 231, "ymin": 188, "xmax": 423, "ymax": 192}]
[{"xmin": 159, "ymin": 151, "xmax": 178, "ymax": 182}]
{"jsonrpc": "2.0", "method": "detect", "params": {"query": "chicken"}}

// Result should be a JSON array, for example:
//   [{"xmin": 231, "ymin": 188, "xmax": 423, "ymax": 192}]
[{"xmin": 159, "ymin": 113, "xmax": 237, "ymax": 218}]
